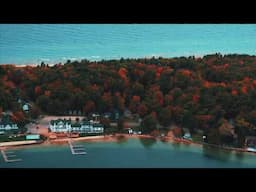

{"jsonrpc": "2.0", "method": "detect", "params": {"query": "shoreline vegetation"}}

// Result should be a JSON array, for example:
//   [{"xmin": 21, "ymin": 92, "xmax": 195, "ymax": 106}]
[
  {"xmin": 1, "ymin": 54, "xmax": 256, "ymax": 156},
  {"xmin": 1, "ymin": 134, "xmax": 255, "ymax": 156}
]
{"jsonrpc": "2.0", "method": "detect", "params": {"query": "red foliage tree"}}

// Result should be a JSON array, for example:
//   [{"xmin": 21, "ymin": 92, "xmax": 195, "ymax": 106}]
[
  {"xmin": 180, "ymin": 69, "xmax": 192, "ymax": 77},
  {"xmin": 138, "ymin": 104, "xmax": 148, "ymax": 117},
  {"xmin": 203, "ymin": 81, "xmax": 211, "ymax": 88},
  {"xmin": 164, "ymin": 94, "xmax": 173, "ymax": 105},
  {"xmin": 243, "ymin": 77, "xmax": 250, "ymax": 83},
  {"xmin": 231, "ymin": 89, "xmax": 238, "ymax": 96},
  {"xmin": 155, "ymin": 91, "xmax": 164, "ymax": 106},
  {"xmin": 156, "ymin": 67, "xmax": 164, "ymax": 74},
  {"xmin": 4, "ymin": 81, "xmax": 16, "ymax": 89},
  {"xmin": 44, "ymin": 90, "xmax": 51, "ymax": 97},
  {"xmin": 114, "ymin": 92, "xmax": 121, "ymax": 97},
  {"xmin": 34, "ymin": 86, "xmax": 42, "ymax": 96},
  {"xmin": 101, "ymin": 92, "xmax": 113, "ymax": 110},
  {"xmin": 132, "ymin": 95, "xmax": 141, "ymax": 103},
  {"xmin": 196, "ymin": 115, "xmax": 213, "ymax": 121},
  {"xmin": 83, "ymin": 101, "xmax": 96, "ymax": 114},
  {"xmin": 63, "ymin": 72, "xmax": 68, "ymax": 78},
  {"xmin": 241, "ymin": 86, "xmax": 248, "ymax": 94},
  {"xmin": 151, "ymin": 111, "xmax": 157, "ymax": 120},
  {"xmin": 253, "ymin": 80, "xmax": 256, "ymax": 86},
  {"xmin": 118, "ymin": 67, "xmax": 127, "ymax": 80},
  {"xmin": 192, "ymin": 94, "xmax": 200, "ymax": 103},
  {"xmin": 117, "ymin": 96, "xmax": 125, "ymax": 112},
  {"xmin": 11, "ymin": 111, "xmax": 25, "ymax": 123}
]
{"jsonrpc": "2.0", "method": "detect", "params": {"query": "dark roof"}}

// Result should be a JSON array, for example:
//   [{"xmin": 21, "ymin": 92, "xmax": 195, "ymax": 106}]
[
  {"xmin": 71, "ymin": 123, "xmax": 81, "ymax": 127},
  {"xmin": 93, "ymin": 123, "xmax": 104, "ymax": 128},
  {"xmin": 50, "ymin": 119, "xmax": 71, "ymax": 125},
  {"xmin": 81, "ymin": 121, "xmax": 91, "ymax": 125}
]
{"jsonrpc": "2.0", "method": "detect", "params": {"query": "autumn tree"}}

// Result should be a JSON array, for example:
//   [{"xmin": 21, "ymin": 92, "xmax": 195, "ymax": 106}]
[
  {"xmin": 0, "ymin": 107, "xmax": 3, "ymax": 118},
  {"xmin": 117, "ymin": 117, "xmax": 125, "ymax": 132},
  {"xmin": 141, "ymin": 114, "xmax": 157, "ymax": 134},
  {"xmin": 36, "ymin": 95, "xmax": 50, "ymax": 113},
  {"xmin": 158, "ymin": 107, "xmax": 172, "ymax": 127},
  {"xmin": 83, "ymin": 101, "xmax": 96, "ymax": 115},
  {"xmin": 100, "ymin": 117, "xmax": 111, "ymax": 129},
  {"xmin": 159, "ymin": 71, "xmax": 173, "ymax": 94},
  {"xmin": 138, "ymin": 103, "xmax": 148, "ymax": 118}
]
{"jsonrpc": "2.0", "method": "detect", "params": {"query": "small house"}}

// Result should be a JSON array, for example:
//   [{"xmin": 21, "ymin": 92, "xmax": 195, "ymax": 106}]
[
  {"xmin": 26, "ymin": 134, "xmax": 40, "ymax": 140},
  {"xmin": 22, "ymin": 103, "xmax": 31, "ymax": 112},
  {"xmin": 245, "ymin": 136, "xmax": 256, "ymax": 151},
  {"xmin": 183, "ymin": 133, "xmax": 192, "ymax": 140},
  {"xmin": 79, "ymin": 121, "xmax": 104, "ymax": 134},
  {"xmin": 0, "ymin": 115, "xmax": 19, "ymax": 134},
  {"xmin": 182, "ymin": 128, "xmax": 192, "ymax": 140}
]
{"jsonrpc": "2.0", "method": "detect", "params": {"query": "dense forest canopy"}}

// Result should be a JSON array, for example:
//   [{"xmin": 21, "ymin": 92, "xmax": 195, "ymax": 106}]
[{"xmin": 1, "ymin": 53, "xmax": 256, "ymax": 146}]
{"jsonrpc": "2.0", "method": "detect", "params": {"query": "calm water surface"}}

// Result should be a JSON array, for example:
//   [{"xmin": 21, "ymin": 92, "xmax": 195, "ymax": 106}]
[{"xmin": 1, "ymin": 138, "xmax": 256, "ymax": 168}]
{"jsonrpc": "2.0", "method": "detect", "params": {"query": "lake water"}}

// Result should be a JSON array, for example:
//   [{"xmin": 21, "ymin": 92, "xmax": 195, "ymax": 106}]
[
  {"xmin": 0, "ymin": 24, "xmax": 256, "ymax": 64},
  {"xmin": 1, "ymin": 138, "xmax": 256, "ymax": 168}
]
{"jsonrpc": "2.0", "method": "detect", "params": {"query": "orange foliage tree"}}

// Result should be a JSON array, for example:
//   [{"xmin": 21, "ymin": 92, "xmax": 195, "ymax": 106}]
[{"xmin": 83, "ymin": 101, "xmax": 96, "ymax": 114}]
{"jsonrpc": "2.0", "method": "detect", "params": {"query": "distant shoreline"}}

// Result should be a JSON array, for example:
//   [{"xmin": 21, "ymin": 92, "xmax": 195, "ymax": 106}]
[{"xmin": 1, "ymin": 53, "xmax": 256, "ymax": 67}]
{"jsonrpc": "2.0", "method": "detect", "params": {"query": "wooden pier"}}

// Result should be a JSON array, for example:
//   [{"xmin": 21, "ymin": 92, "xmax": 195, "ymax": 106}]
[
  {"xmin": 68, "ymin": 139, "xmax": 86, "ymax": 155},
  {"xmin": 1, "ymin": 149, "xmax": 22, "ymax": 163}
]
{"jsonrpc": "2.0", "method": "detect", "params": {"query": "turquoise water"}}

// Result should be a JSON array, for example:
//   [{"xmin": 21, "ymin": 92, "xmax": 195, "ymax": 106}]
[
  {"xmin": 1, "ymin": 139, "xmax": 256, "ymax": 168},
  {"xmin": 0, "ymin": 24, "xmax": 256, "ymax": 64}
]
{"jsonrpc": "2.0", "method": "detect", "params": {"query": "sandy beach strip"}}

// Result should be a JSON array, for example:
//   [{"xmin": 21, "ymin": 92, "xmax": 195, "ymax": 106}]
[
  {"xmin": 0, "ymin": 140, "xmax": 38, "ymax": 148},
  {"xmin": 50, "ymin": 135, "xmax": 117, "ymax": 144}
]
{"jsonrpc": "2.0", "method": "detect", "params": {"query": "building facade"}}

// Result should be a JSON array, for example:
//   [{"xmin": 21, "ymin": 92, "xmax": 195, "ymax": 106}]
[
  {"xmin": 0, "ymin": 116, "xmax": 19, "ymax": 134},
  {"xmin": 49, "ymin": 119, "xmax": 104, "ymax": 134},
  {"xmin": 49, "ymin": 119, "xmax": 72, "ymax": 133}
]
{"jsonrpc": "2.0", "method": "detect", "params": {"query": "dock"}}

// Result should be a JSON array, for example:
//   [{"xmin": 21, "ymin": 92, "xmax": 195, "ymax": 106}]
[
  {"xmin": 68, "ymin": 139, "xmax": 86, "ymax": 155},
  {"xmin": 1, "ymin": 149, "xmax": 22, "ymax": 163}
]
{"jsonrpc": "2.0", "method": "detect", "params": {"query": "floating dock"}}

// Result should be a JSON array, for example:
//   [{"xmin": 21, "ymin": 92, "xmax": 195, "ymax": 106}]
[
  {"xmin": 68, "ymin": 140, "xmax": 86, "ymax": 155},
  {"xmin": 1, "ymin": 149, "xmax": 22, "ymax": 163}
]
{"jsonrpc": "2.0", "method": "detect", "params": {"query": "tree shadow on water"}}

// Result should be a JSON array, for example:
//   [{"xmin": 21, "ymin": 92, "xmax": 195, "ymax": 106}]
[
  {"xmin": 202, "ymin": 145, "xmax": 232, "ymax": 162},
  {"xmin": 116, "ymin": 135, "xmax": 128, "ymax": 145},
  {"xmin": 172, "ymin": 142, "xmax": 181, "ymax": 149},
  {"xmin": 234, "ymin": 151, "xmax": 245, "ymax": 160},
  {"xmin": 139, "ymin": 138, "xmax": 157, "ymax": 149}
]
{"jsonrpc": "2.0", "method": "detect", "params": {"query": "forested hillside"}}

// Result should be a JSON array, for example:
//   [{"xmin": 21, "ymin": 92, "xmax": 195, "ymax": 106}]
[{"xmin": 1, "ymin": 54, "xmax": 256, "ymax": 146}]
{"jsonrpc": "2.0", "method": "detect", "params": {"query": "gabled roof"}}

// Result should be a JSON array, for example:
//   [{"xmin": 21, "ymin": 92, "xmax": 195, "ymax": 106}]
[
  {"xmin": 93, "ymin": 123, "xmax": 104, "ymax": 128},
  {"xmin": 71, "ymin": 123, "xmax": 81, "ymax": 127}
]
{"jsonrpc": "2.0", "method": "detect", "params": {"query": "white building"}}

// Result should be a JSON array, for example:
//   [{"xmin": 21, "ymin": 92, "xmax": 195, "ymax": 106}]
[
  {"xmin": 74, "ymin": 121, "xmax": 104, "ymax": 134},
  {"xmin": 49, "ymin": 119, "xmax": 72, "ymax": 133},
  {"xmin": 49, "ymin": 119, "xmax": 104, "ymax": 134},
  {"xmin": 0, "ymin": 116, "xmax": 19, "ymax": 134}
]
